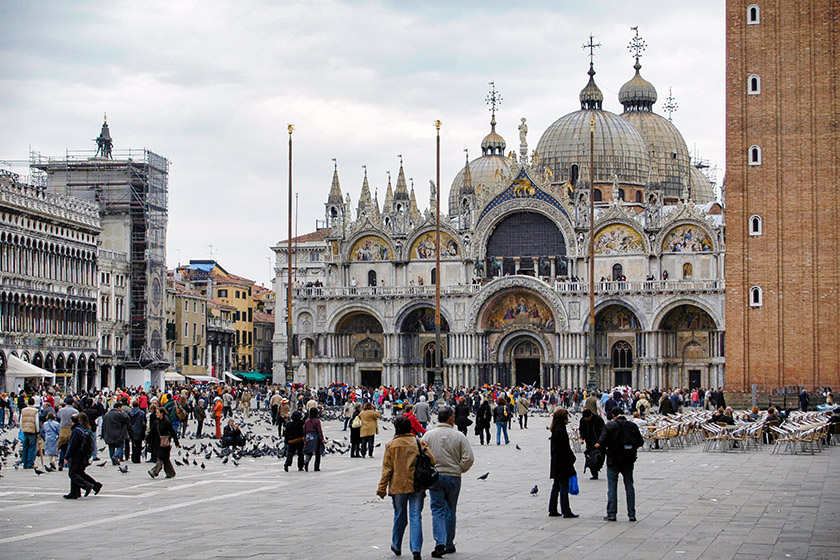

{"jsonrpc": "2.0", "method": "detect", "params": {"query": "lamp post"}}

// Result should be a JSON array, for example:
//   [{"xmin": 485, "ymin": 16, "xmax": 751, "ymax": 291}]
[
  {"xmin": 433, "ymin": 120, "xmax": 443, "ymax": 390},
  {"xmin": 587, "ymin": 115, "xmax": 597, "ymax": 391},
  {"xmin": 286, "ymin": 124, "xmax": 294, "ymax": 384}
]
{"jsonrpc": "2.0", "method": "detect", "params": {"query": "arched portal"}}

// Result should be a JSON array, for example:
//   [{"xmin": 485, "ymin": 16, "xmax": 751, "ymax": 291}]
[
  {"xmin": 508, "ymin": 336, "xmax": 543, "ymax": 387},
  {"xmin": 485, "ymin": 212, "xmax": 566, "ymax": 277},
  {"xmin": 660, "ymin": 304, "xmax": 717, "ymax": 389},
  {"xmin": 399, "ymin": 307, "xmax": 450, "ymax": 387},
  {"xmin": 337, "ymin": 311, "xmax": 384, "ymax": 388},
  {"xmin": 595, "ymin": 304, "xmax": 641, "ymax": 388}
]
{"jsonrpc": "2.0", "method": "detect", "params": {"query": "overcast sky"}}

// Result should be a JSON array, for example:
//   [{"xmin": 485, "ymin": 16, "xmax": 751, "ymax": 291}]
[{"xmin": 0, "ymin": 0, "xmax": 725, "ymax": 288}]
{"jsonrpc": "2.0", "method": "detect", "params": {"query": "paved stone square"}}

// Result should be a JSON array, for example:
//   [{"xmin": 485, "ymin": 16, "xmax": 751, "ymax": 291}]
[{"xmin": 1, "ymin": 412, "xmax": 838, "ymax": 560}]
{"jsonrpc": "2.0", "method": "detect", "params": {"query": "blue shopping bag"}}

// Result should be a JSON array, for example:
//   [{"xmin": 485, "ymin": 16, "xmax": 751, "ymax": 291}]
[{"xmin": 569, "ymin": 474, "xmax": 580, "ymax": 496}]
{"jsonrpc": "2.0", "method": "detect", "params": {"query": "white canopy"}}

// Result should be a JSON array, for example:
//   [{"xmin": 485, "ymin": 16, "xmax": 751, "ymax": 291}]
[
  {"xmin": 223, "ymin": 371, "xmax": 242, "ymax": 382},
  {"xmin": 164, "ymin": 372, "xmax": 185, "ymax": 381},
  {"xmin": 7, "ymin": 355, "xmax": 56, "ymax": 378},
  {"xmin": 185, "ymin": 374, "xmax": 220, "ymax": 383}
]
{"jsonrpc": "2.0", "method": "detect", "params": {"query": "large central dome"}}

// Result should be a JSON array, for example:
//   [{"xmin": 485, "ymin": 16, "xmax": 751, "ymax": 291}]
[{"xmin": 536, "ymin": 65, "xmax": 651, "ymax": 186}]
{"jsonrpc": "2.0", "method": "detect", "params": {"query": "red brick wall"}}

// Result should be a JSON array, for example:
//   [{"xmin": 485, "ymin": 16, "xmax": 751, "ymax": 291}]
[{"xmin": 725, "ymin": 0, "xmax": 840, "ymax": 391}]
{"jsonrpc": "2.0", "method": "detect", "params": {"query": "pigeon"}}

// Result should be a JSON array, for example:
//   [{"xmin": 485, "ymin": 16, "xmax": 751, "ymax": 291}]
[
  {"xmin": 530, "ymin": 485, "xmax": 539, "ymax": 496},
  {"xmin": 193, "ymin": 460, "xmax": 198, "ymax": 466},
  {"xmin": 516, "ymin": 444, "xmax": 522, "ymax": 451},
  {"xmin": 118, "ymin": 465, "xmax": 129, "ymax": 474},
  {"xmin": 34, "ymin": 468, "xmax": 45, "ymax": 476},
  {"xmin": 201, "ymin": 463, "xmax": 206, "ymax": 469},
  {"xmin": 97, "ymin": 461, "xmax": 107, "ymax": 468},
  {"xmin": 477, "ymin": 472, "xmax": 490, "ymax": 480},
  {"xmin": 232, "ymin": 460, "xmax": 240, "ymax": 467},
  {"xmin": 222, "ymin": 457, "xmax": 229, "ymax": 464},
  {"xmin": 174, "ymin": 460, "xmax": 183, "ymax": 467},
  {"xmin": 375, "ymin": 443, "xmax": 381, "ymax": 448}
]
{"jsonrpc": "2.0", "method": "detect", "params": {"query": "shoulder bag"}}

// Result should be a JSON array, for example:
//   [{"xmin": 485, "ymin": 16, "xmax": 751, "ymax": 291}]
[{"xmin": 414, "ymin": 437, "xmax": 439, "ymax": 491}]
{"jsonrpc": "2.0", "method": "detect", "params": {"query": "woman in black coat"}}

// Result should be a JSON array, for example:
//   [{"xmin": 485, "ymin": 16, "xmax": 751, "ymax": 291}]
[
  {"xmin": 454, "ymin": 400, "xmax": 472, "ymax": 436},
  {"xmin": 548, "ymin": 408, "xmax": 578, "ymax": 518},
  {"xmin": 474, "ymin": 399, "xmax": 492, "ymax": 445}
]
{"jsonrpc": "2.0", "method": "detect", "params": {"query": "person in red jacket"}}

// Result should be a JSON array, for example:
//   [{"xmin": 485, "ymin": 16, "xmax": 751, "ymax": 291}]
[
  {"xmin": 401, "ymin": 404, "xmax": 426, "ymax": 436},
  {"xmin": 213, "ymin": 396, "xmax": 223, "ymax": 439}
]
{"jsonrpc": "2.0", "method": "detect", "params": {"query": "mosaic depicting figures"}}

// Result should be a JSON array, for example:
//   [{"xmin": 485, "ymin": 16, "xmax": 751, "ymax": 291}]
[
  {"xmin": 350, "ymin": 235, "xmax": 392, "ymax": 261},
  {"xmin": 596, "ymin": 305, "xmax": 640, "ymax": 331},
  {"xmin": 661, "ymin": 225, "xmax": 713, "ymax": 252},
  {"xmin": 662, "ymin": 305, "xmax": 716, "ymax": 331},
  {"xmin": 483, "ymin": 291, "xmax": 555, "ymax": 331},
  {"xmin": 410, "ymin": 231, "xmax": 459, "ymax": 259},
  {"xmin": 593, "ymin": 224, "xmax": 644, "ymax": 255}
]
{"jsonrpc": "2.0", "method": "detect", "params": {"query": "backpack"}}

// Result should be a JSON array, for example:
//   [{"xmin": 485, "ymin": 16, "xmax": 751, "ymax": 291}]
[
  {"xmin": 81, "ymin": 429, "xmax": 95, "ymax": 458},
  {"xmin": 413, "ymin": 437, "xmax": 439, "ymax": 491},
  {"xmin": 613, "ymin": 420, "xmax": 642, "ymax": 458},
  {"xmin": 175, "ymin": 401, "xmax": 187, "ymax": 421}
]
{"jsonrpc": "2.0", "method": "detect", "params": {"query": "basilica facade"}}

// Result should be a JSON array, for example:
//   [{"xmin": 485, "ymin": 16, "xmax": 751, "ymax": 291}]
[{"xmin": 273, "ymin": 54, "xmax": 725, "ymax": 392}]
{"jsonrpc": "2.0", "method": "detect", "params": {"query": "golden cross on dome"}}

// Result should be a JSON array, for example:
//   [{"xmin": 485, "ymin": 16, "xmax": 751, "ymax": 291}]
[{"xmin": 582, "ymin": 34, "xmax": 601, "ymax": 65}]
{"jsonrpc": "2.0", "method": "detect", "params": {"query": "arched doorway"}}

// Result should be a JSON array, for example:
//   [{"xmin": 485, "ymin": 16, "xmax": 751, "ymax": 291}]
[
  {"xmin": 399, "ymin": 306, "xmax": 449, "ymax": 386},
  {"xmin": 337, "ymin": 311, "xmax": 384, "ymax": 387},
  {"xmin": 595, "ymin": 304, "xmax": 641, "ymax": 388},
  {"xmin": 510, "ymin": 337, "xmax": 543, "ymax": 387},
  {"xmin": 485, "ymin": 211, "xmax": 566, "ymax": 277},
  {"xmin": 611, "ymin": 340, "xmax": 632, "ymax": 386},
  {"xmin": 660, "ymin": 304, "xmax": 717, "ymax": 389}
]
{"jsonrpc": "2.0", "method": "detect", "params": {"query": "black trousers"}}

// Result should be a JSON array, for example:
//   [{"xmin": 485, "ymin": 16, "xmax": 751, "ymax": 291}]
[
  {"xmin": 131, "ymin": 438, "xmax": 144, "ymax": 463},
  {"xmin": 271, "ymin": 405, "xmax": 279, "ymax": 425},
  {"xmin": 361, "ymin": 435, "xmax": 374, "ymax": 457},
  {"xmin": 285, "ymin": 441, "xmax": 304, "ymax": 470},
  {"xmin": 151, "ymin": 445, "xmax": 176, "ymax": 478},
  {"xmin": 68, "ymin": 460, "xmax": 97, "ymax": 497},
  {"xmin": 478, "ymin": 425, "xmax": 491, "ymax": 445}
]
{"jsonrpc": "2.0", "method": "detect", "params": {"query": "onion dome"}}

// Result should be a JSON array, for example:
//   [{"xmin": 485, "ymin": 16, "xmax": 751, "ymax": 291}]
[
  {"xmin": 621, "ymin": 110, "xmax": 690, "ymax": 197},
  {"xmin": 689, "ymin": 166, "xmax": 716, "ymax": 204},
  {"xmin": 481, "ymin": 116, "xmax": 506, "ymax": 156},
  {"xmin": 619, "ymin": 62, "xmax": 658, "ymax": 111},
  {"xmin": 536, "ymin": 64, "xmax": 650, "ymax": 187}
]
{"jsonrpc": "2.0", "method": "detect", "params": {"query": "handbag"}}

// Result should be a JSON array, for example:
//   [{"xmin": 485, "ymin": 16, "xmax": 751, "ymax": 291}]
[
  {"xmin": 351, "ymin": 415, "xmax": 362, "ymax": 429},
  {"xmin": 159, "ymin": 435, "xmax": 171, "ymax": 448},
  {"xmin": 413, "ymin": 437, "xmax": 439, "ymax": 491},
  {"xmin": 569, "ymin": 474, "xmax": 580, "ymax": 496}
]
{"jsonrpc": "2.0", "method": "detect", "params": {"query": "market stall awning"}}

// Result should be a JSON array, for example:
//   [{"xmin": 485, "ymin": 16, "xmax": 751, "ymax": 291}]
[
  {"xmin": 235, "ymin": 371, "xmax": 271, "ymax": 382},
  {"xmin": 223, "ymin": 371, "xmax": 242, "ymax": 382},
  {"xmin": 184, "ymin": 374, "xmax": 220, "ymax": 383},
  {"xmin": 7, "ymin": 355, "xmax": 56, "ymax": 378},
  {"xmin": 165, "ymin": 372, "xmax": 185, "ymax": 381}
]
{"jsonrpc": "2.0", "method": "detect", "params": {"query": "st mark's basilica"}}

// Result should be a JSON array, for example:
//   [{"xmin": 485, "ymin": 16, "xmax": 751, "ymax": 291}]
[{"xmin": 273, "ymin": 38, "xmax": 725, "ymax": 392}]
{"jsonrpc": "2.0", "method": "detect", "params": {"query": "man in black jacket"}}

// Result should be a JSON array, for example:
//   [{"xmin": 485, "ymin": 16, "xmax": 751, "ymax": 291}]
[
  {"xmin": 102, "ymin": 406, "xmax": 130, "ymax": 465},
  {"xmin": 596, "ymin": 407, "xmax": 644, "ymax": 522},
  {"xmin": 579, "ymin": 409, "xmax": 605, "ymax": 479}
]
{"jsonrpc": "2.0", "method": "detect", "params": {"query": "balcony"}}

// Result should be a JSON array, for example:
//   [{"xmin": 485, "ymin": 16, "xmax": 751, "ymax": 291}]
[{"xmin": 292, "ymin": 278, "xmax": 725, "ymax": 300}]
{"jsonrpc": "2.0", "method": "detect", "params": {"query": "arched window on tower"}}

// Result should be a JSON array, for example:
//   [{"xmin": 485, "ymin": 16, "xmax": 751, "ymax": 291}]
[
  {"xmin": 635, "ymin": 191, "xmax": 642, "ymax": 203},
  {"xmin": 749, "ymin": 215, "xmax": 763, "ymax": 236},
  {"xmin": 747, "ymin": 4, "xmax": 760, "ymax": 24},
  {"xmin": 593, "ymin": 189, "xmax": 602, "ymax": 202},
  {"xmin": 367, "ymin": 270, "xmax": 377, "ymax": 287},
  {"xmin": 748, "ymin": 74, "xmax": 761, "ymax": 94},
  {"xmin": 749, "ymin": 145, "xmax": 762, "ymax": 166},
  {"xmin": 683, "ymin": 263, "xmax": 693, "ymax": 279},
  {"xmin": 750, "ymin": 286, "xmax": 763, "ymax": 307},
  {"xmin": 612, "ymin": 263, "xmax": 623, "ymax": 281},
  {"xmin": 430, "ymin": 267, "xmax": 437, "ymax": 285},
  {"xmin": 618, "ymin": 189, "xmax": 625, "ymax": 201}
]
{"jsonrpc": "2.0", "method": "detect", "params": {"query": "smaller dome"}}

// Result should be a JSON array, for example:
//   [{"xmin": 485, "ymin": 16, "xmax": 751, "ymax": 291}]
[
  {"xmin": 689, "ymin": 166, "xmax": 716, "ymax": 204},
  {"xmin": 579, "ymin": 64, "xmax": 603, "ymax": 110},
  {"xmin": 619, "ymin": 62, "xmax": 658, "ymax": 111},
  {"xmin": 448, "ymin": 155, "xmax": 510, "ymax": 216},
  {"xmin": 481, "ymin": 116, "xmax": 506, "ymax": 156}
]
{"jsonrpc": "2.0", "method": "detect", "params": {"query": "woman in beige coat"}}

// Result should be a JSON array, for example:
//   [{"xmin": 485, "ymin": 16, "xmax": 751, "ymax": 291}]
[{"xmin": 359, "ymin": 402, "xmax": 381, "ymax": 458}]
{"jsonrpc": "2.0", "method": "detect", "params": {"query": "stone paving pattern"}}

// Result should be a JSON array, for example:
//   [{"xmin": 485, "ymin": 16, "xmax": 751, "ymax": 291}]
[{"xmin": 0, "ymin": 412, "xmax": 837, "ymax": 559}]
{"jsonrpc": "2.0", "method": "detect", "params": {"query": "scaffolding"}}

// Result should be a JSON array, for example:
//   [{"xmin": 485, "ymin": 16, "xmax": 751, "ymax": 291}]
[{"xmin": 31, "ymin": 149, "xmax": 170, "ymax": 368}]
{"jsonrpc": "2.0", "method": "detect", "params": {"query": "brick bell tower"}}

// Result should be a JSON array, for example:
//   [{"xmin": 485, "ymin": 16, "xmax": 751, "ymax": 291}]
[{"xmin": 725, "ymin": 0, "xmax": 840, "ymax": 392}]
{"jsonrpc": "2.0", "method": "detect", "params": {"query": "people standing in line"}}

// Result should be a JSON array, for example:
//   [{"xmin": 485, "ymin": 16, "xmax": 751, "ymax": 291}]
[
  {"xmin": 596, "ymin": 407, "xmax": 644, "ymax": 522},
  {"xmin": 453, "ymin": 399, "xmax": 471, "ymax": 436},
  {"xmin": 474, "ymin": 397, "xmax": 492, "ymax": 445},
  {"xmin": 359, "ymin": 402, "xmax": 381, "ymax": 458},
  {"xmin": 548, "ymin": 408, "xmax": 578, "ymax": 518},
  {"xmin": 349, "ymin": 403, "xmax": 363, "ymax": 458},
  {"xmin": 213, "ymin": 396, "xmax": 223, "ymax": 439},
  {"xmin": 413, "ymin": 396, "xmax": 431, "ymax": 430},
  {"xmin": 423, "ymin": 406, "xmax": 474, "ymax": 558},
  {"xmin": 19, "ymin": 398, "xmax": 39, "ymax": 469},
  {"xmin": 377, "ymin": 415, "xmax": 435, "ymax": 560},
  {"xmin": 303, "ymin": 408, "xmax": 326, "ymax": 472},
  {"xmin": 63, "ymin": 413, "xmax": 101, "ymax": 499},
  {"xmin": 493, "ymin": 395, "xmax": 511, "ymax": 445},
  {"xmin": 194, "ymin": 398, "xmax": 206, "ymax": 438},
  {"xmin": 517, "ymin": 394, "xmax": 530, "ymax": 429},
  {"xmin": 148, "ymin": 407, "xmax": 179, "ymax": 479},
  {"xmin": 579, "ymin": 408, "xmax": 606, "ymax": 480},
  {"xmin": 284, "ymin": 410, "xmax": 305, "ymax": 472}
]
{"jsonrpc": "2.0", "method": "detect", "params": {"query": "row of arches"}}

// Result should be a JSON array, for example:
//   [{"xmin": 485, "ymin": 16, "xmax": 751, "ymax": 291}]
[
  {"xmin": 0, "ymin": 292, "xmax": 97, "ymax": 338},
  {"xmin": 0, "ymin": 231, "xmax": 97, "ymax": 286},
  {"xmin": 0, "ymin": 349, "xmax": 97, "ymax": 375}
]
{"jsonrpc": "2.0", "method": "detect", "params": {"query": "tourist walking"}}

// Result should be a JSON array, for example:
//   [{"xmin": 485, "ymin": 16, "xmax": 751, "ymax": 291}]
[
  {"xmin": 548, "ymin": 408, "xmax": 578, "ymax": 518},
  {"xmin": 579, "ymin": 408, "xmax": 605, "ymax": 479},
  {"xmin": 596, "ymin": 407, "xmax": 644, "ymax": 522},
  {"xmin": 413, "ymin": 396, "xmax": 431, "ymax": 430},
  {"xmin": 194, "ymin": 398, "xmax": 206, "ymax": 438},
  {"xmin": 19, "ymin": 398, "xmax": 39, "ymax": 469},
  {"xmin": 284, "ymin": 410, "xmax": 305, "ymax": 472},
  {"xmin": 493, "ymin": 395, "xmax": 511, "ymax": 445},
  {"xmin": 149, "ymin": 407, "xmax": 180, "ymax": 479},
  {"xmin": 349, "ymin": 403, "xmax": 363, "ymax": 457},
  {"xmin": 377, "ymin": 415, "xmax": 434, "ymax": 560},
  {"xmin": 453, "ymin": 399, "xmax": 471, "ymax": 436},
  {"xmin": 423, "ymin": 406, "xmax": 474, "ymax": 558},
  {"xmin": 517, "ymin": 394, "xmax": 530, "ymax": 429},
  {"xmin": 102, "ymin": 403, "xmax": 130, "ymax": 465},
  {"xmin": 128, "ymin": 401, "xmax": 146, "ymax": 464},
  {"xmin": 474, "ymin": 397, "xmax": 492, "ymax": 445},
  {"xmin": 303, "ymin": 408, "xmax": 325, "ymax": 471},
  {"xmin": 41, "ymin": 412, "xmax": 61, "ymax": 471},
  {"xmin": 63, "ymin": 413, "xmax": 101, "ymax": 499},
  {"xmin": 359, "ymin": 402, "xmax": 381, "ymax": 458}
]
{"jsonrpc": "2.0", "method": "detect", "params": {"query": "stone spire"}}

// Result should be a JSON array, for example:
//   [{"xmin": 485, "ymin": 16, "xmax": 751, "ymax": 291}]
[
  {"xmin": 460, "ymin": 150, "xmax": 474, "ymax": 196},
  {"xmin": 357, "ymin": 166, "xmax": 374, "ymax": 217},
  {"xmin": 383, "ymin": 172, "xmax": 394, "ymax": 214},
  {"xmin": 373, "ymin": 188, "xmax": 381, "ymax": 217},
  {"xmin": 327, "ymin": 159, "xmax": 343, "ymax": 205},
  {"xmin": 394, "ymin": 157, "xmax": 410, "ymax": 202},
  {"xmin": 409, "ymin": 179, "xmax": 421, "ymax": 221}
]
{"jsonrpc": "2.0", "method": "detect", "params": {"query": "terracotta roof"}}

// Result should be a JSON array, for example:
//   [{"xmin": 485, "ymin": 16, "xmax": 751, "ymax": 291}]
[
  {"xmin": 254, "ymin": 311, "xmax": 274, "ymax": 324},
  {"xmin": 278, "ymin": 228, "xmax": 329, "ymax": 244},
  {"xmin": 208, "ymin": 298, "xmax": 237, "ymax": 311}
]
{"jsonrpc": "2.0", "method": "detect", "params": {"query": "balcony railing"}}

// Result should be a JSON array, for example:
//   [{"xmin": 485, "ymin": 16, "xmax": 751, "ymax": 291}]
[{"xmin": 292, "ymin": 278, "xmax": 724, "ymax": 299}]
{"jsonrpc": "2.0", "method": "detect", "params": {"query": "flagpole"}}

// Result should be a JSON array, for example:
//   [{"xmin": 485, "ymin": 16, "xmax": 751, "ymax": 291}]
[
  {"xmin": 587, "ymin": 115, "xmax": 597, "ymax": 391},
  {"xmin": 286, "ymin": 124, "xmax": 295, "ymax": 383},
  {"xmin": 434, "ymin": 120, "xmax": 443, "ymax": 390}
]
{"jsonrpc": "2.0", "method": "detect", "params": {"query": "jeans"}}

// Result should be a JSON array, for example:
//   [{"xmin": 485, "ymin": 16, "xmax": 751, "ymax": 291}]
[
  {"xmin": 429, "ymin": 475, "xmax": 461, "ymax": 549},
  {"xmin": 22, "ymin": 432, "xmax": 37, "ymax": 468},
  {"xmin": 108, "ymin": 444, "xmax": 124, "ymax": 464},
  {"xmin": 304, "ymin": 445, "xmax": 321, "ymax": 471},
  {"xmin": 606, "ymin": 464, "xmax": 636, "ymax": 518},
  {"xmin": 391, "ymin": 491, "xmax": 425, "ymax": 554},
  {"xmin": 495, "ymin": 422, "xmax": 509, "ymax": 445},
  {"xmin": 548, "ymin": 477, "xmax": 571, "ymax": 515},
  {"xmin": 0, "ymin": 408, "xmax": 5, "ymax": 426}
]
